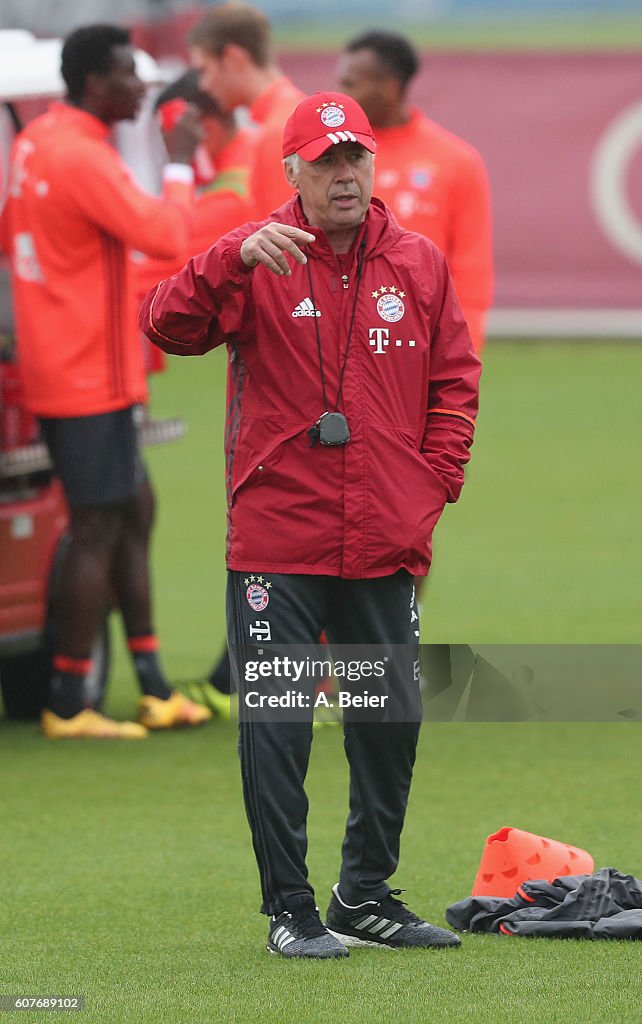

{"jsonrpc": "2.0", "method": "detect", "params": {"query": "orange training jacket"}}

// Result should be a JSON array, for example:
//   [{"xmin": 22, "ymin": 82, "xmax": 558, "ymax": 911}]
[
  {"xmin": 248, "ymin": 76, "xmax": 305, "ymax": 220},
  {"xmin": 3, "ymin": 103, "xmax": 193, "ymax": 417},
  {"xmin": 371, "ymin": 109, "xmax": 493, "ymax": 353}
]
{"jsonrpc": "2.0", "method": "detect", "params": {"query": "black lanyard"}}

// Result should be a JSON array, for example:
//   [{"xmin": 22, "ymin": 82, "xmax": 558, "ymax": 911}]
[{"xmin": 306, "ymin": 236, "xmax": 366, "ymax": 447}]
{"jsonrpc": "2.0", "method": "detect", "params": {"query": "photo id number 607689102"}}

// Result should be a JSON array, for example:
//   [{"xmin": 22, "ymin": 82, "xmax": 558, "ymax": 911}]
[{"xmin": 0, "ymin": 996, "xmax": 85, "ymax": 1012}]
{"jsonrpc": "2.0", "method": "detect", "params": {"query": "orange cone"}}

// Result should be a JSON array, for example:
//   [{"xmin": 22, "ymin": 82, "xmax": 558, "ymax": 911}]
[{"xmin": 472, "ymin": 826, "xmax": 594, "ymax": 898}]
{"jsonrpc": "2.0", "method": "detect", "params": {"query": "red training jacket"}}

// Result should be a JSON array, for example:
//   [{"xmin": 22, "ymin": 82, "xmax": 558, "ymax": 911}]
[{"xmin": 140, "ymin": 197, "xmax": 481, "ymax": 578}]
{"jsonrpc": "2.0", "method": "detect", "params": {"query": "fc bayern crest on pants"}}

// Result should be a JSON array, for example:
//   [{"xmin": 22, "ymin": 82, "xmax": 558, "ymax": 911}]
[{"xmin": 244, "ymin": 575, "xmax": 272, "ymax": 612}]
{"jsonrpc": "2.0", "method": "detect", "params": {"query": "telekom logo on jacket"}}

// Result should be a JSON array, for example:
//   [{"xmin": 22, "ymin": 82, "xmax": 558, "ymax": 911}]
[{"xmin": 369, "ymin": 328, "xmax": 416, "ymax": 355}]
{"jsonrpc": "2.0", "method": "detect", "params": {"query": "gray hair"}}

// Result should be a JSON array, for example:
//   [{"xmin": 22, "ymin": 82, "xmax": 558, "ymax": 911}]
[
  {"xmin": 283, "ymin": 149, "xmax": 374, "ymax": 177},
  {"xmin": 283, "ymin": 153, "xmax": 301, "ymax": 175}
]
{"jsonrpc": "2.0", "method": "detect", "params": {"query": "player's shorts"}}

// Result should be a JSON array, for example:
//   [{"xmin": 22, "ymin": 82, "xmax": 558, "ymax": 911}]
[{"xmin": 39, "ymin": 405, "xmax": 147, "ymax": 507}]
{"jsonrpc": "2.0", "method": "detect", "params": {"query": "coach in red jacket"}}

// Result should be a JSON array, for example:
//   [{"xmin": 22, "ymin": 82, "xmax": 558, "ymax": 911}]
[{"xmin": 140, "ymin": 92, "xmax": 480, "ymax": 959}]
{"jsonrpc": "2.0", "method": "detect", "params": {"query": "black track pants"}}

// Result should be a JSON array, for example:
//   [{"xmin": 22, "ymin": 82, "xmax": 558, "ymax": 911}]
[{"xmin": 227, "ymin": 570, "xmax": 421, "ymax": 916}]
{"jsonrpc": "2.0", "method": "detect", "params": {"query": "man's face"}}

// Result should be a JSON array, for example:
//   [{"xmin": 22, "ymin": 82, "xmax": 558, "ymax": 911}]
[
  {"xmin": 190, "ymin": 46, "xmax": 244, "ymax": 112},
  {"xmin": 286, "ymin": 142, "xmax": 374, "ymax": 237},
  {"xmin": 100, "ymin": 45, "xmax": 145, "ymax": 122},
  {"xmin": 335, "ymin": 48, "xmax": 392, "ymax": 127}
]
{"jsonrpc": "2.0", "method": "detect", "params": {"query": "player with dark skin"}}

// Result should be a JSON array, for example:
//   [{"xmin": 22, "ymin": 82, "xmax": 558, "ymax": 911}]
[
  {"xmin": 57, "ymin": 43, "xmax": 200, "ymax": 687},
  {"xmin": 4, "ymin": 26, "xmax": 209, "ymax": 737},
  {"xmin": 335, "ymin": 30, "xmax": 493, "ymax": 356},
  {"xmin": 61, "ymin": 53, "xmax": 182, "ymax": 657},
  {"xmin": 336, "ymin": 44, "xmax": 406, "ymax": 129},
  {"xmin": 336, "ymin": 32, "xmax": 493, "ymax": 613}
]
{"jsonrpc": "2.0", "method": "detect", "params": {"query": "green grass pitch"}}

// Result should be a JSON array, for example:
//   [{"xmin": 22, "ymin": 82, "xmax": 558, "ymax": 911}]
[{"xmin": 2, "ymin": 340, "xmax": 641, "ymax": 1023}]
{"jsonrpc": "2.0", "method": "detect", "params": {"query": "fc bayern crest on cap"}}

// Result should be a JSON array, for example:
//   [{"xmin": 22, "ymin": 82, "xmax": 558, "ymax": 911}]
[{"xmin": 320, "ymin": 103, "xmax": 346, "ymax": 129}]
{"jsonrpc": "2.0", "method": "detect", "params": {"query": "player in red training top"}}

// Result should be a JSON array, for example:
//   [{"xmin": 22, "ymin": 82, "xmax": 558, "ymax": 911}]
[
  {"xmin": 187, "ymin": 2, "xmax": 304, "ymax": 220},
  {"xmin": 2, "ymin": 24, "xmax": 211, "ymax": 738},
  {"xmin": 337, "ymin": 30, "xmax": 493, "ymax": 354}
]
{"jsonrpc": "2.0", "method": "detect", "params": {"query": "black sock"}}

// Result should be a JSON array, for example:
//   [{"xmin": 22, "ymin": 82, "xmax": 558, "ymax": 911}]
[
  {"xmin": 128, "ymin": 638, "xmax": 173, "ymax": 700},
  {"xmin": 207, "ymin": 647, "xmax": 231, "ymax": 694},
  {"xmin": 48, "ymin": 657, "xmax": 91, "ymax": 719}
]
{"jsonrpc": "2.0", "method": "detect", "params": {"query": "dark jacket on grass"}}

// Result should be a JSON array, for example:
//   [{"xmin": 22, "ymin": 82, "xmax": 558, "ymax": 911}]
[{"xmin": 446, "ymin": 867, "xmax": 642, "ymax": 939}]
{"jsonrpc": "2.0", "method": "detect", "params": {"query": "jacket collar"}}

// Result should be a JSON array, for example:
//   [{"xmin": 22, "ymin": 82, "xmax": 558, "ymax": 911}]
[{"xmin": 47, "ymin": 101, "xmax": 111, "ymax": 141}]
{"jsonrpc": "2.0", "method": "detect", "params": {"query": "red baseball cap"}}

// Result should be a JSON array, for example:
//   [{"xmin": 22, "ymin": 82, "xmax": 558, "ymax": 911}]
[{"xmin": 282, "ymin": 92, "xmax": 377, "ymax": 162}]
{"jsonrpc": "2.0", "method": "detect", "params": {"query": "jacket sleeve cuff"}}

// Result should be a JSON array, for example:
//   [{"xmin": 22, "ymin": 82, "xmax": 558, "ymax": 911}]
[
  {"xmin": 162, "ymin": 163, "xmax": 195, "ymax": 185},
  {"xmin": 222, "ymin": 238, "xmax": 254, "ymax": 278},
  {"xmin": 422, "ymin": 416, "xmax": 475, "ymax": 503}
]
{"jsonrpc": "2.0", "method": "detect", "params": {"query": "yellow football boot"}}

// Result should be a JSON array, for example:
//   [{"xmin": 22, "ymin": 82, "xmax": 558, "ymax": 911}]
[
  {"xmin": 137, "ymin": 691, "xmax": 213, "ymax": 730},
  {"xmin": 41, "ymin": 708, "xmax": 148, "ymax": 739},
  {"xmin": 178, "ymin": 680, "xmax": 235, "ymax": 721}
]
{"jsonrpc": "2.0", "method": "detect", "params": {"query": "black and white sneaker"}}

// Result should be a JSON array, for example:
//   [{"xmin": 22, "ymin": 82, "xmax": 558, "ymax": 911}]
[
  {"xmin": 267, "ymin": 905, "xmax": 349, "ymax": 958},
  {"xmin": 326, "ymin": 885, "xmax": 461, "ymax": 950}
]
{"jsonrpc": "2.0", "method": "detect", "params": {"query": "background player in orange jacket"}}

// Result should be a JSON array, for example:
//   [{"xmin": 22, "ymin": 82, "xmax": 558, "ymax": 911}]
[
  {"xmin": 337, "ymin": 30, "xmax": 493, "ymax": 354},
  {"xmin": 2, "ymin": 24, "xmax": 211, "ymax": 738},
  {"xmin": 134, "ymin": 69, "xmax": 255, "ymax": 294},
  {"xmin": 182, "ymin": 3, "xmax": 305, "ymax": 708},
  {"xmin": 187, "ymin": 1, "xmax": 304, "ymax": 220}
]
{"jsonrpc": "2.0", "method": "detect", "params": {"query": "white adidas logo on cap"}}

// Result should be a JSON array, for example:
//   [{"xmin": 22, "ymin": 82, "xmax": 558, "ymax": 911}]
[
  {"xmin": 326, "ymin": 130, "xmax": 358, "ymax": 145},
  {"xmin": 292, "ymin": 297, "xmax": 321, "ymax": 318}
]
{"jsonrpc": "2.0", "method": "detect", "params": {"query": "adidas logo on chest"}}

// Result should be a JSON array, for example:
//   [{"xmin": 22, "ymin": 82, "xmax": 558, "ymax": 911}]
[{"xmin": 292, "ymin": 297, "xmax": 321, "ymax": 318}]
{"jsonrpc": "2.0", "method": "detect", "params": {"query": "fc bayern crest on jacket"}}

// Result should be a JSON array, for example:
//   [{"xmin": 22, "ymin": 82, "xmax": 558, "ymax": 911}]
[{"xmin": 372, "ymin": 284, "xmax": 406, "ymax": 323}]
